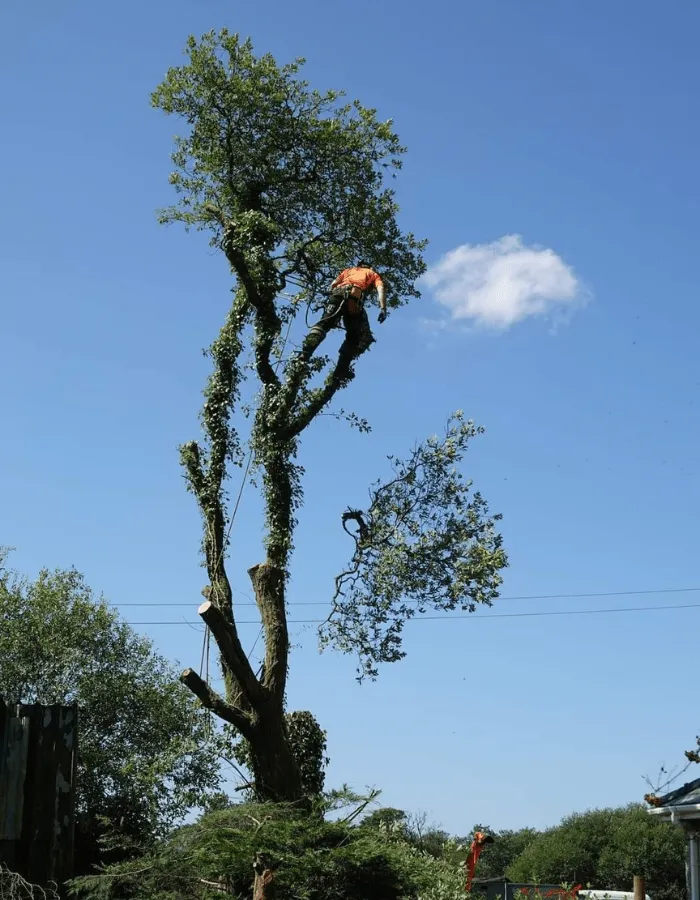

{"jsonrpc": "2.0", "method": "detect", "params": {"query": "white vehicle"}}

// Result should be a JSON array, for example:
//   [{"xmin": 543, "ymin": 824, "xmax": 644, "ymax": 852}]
[{"xmin": 578, "ymin": 891, "xmax": 651, "ymax": 900}]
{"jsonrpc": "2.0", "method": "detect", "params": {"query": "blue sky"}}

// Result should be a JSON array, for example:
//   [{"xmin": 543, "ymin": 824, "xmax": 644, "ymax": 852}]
[{"xmin": 2, "ymin": 0, "xmax": 700, "ymax": 835}]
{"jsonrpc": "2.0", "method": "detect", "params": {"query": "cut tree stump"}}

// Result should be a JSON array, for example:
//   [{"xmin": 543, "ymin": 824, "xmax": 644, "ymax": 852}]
[{"xmin": 252, "ymin": 853, "xmax": 276, "ymax": 900}]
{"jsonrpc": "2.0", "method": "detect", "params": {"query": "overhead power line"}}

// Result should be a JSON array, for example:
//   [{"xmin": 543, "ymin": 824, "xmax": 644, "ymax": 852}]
[
  {"xmin": 125, "ymin": 600, "xmax": 700, "ymax": 626},
  {"xmin": 114, "ymin": 586, "xmax": 700, "ymax": 608}
]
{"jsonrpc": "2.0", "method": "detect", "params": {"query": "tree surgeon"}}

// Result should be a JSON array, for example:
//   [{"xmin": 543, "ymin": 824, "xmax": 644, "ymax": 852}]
[
  {"xmin": 298, "ymin": 261, "xmax": 387, "ymax": 367},
  {"xmin": 465, "ymin": 831, "xmax": 495, "ymax": 893}
]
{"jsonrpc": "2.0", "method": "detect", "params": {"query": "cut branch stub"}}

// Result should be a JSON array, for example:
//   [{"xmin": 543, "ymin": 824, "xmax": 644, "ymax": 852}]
[{"xmin": 198, "ymin": 600, "xmax": 263, "ymax": 705}]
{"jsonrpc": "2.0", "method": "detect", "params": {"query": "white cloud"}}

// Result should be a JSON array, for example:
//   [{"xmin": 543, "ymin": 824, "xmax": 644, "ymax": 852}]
[{"xmin": 423, "ymin": 234, "xmax": 587, "ymax": 330}]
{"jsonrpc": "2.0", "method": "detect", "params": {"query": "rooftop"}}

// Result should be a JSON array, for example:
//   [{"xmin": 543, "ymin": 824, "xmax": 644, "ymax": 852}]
[{"xmin": 657, "ymin": 776, "xmax": 700, "ymax": 808}]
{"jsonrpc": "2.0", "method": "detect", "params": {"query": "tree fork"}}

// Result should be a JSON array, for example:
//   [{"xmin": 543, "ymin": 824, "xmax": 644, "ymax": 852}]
[{"xmin": 283, "ymin": 332, "xmax": 368, "ymax": 440}]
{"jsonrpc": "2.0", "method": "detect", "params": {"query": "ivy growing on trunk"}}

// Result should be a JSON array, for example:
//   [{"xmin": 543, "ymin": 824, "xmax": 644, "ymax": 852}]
[{"xmin": 152, "ymin": 29, "xmax": 507, "ymax": 805}]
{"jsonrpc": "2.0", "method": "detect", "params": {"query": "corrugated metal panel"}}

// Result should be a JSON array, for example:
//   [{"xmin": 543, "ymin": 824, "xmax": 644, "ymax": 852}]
[
  {"xmin": 0, "ymin": 715, "xmax": 30, "ymax": 840},
  {"xmin": 0, "ymin": 698, "xmax": 78, "ymax": 889}
]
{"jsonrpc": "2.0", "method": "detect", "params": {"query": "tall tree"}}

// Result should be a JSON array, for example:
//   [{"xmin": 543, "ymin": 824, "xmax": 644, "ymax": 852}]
[
  {"xmin": 0, "ymin": 558, "xmax": 222, "ymax": 873},
  {"xmin": 152, "ymin": 30, "xmax": 507, "ymax": 804}
]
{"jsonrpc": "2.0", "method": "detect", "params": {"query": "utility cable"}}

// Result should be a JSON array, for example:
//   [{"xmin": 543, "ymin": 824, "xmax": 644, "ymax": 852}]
[
  {"xmin": 117, "ymin": 585, "xmax": 700, "ymax": 608},
  {"xmin": 127, "ymin": 600, "xmax": 700, "ymax": 626}
]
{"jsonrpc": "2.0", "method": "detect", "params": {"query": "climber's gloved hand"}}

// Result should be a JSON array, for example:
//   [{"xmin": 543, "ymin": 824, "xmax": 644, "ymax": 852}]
[{"xmin": 378, "ymin": 309, "xmax": 387, "ymax": 324}]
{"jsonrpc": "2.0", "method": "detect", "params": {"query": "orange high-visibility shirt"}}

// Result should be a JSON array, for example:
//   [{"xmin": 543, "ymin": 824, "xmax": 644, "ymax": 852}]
[{"xmin": 335, "ymin": 267, "xmax": 384, "ymax": 293}]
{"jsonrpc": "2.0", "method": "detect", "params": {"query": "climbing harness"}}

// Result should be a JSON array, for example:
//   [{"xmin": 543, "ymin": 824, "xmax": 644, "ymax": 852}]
[
  {"xmin": 303, "ymin": 285, "xmax": 366, "ymax": 346},
  {"xmin": 326, "ymin": 284, "xmax": 366, "ymax": 320}
]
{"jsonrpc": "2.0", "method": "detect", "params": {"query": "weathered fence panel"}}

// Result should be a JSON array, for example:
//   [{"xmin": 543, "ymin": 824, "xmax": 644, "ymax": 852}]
[{"xmin": 0, "ymin": 697, "xmax": 78, "ymax": 890}]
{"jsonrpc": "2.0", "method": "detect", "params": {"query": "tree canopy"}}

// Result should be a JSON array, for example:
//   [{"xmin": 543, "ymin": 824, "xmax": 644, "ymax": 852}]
[
  {"xmin": 359, "ymin": 808, "xmax": 452, "ymax": 860},
  {"xmin": 152, "ymin": 30, "xmax": 426, "ymax": 310},
  {"xmin": 0, "ymin": 556, "xmax": 222, "ymax": 873}
]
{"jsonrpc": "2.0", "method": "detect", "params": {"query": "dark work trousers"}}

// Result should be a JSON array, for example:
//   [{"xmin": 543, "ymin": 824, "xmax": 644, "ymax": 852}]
[{"xmin": 299, "ymin": 290, "xmax": 375, "ymax": 367}]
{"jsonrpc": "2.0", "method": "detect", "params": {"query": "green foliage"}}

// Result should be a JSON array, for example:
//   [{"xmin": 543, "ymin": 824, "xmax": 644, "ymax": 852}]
[
  {"xmin": 201, "ymin": 792, "xmax": 235, "ymax": 813},
  {"xmin": 286, "ymin": 710, "xmax": 330, "ymax": 797},
  {"xmin": 151, "ymin": 29, "xmax": 426, "ymax": 309},
  {"xmin": 506, "ymin": 805, "xmax": 686, "ymax": 900},
  {"xmin": 69, "ymin": 802, "xmax": 465, "ymax": 900},
  {"xmin": 0, "ymin": 562, "xmax": 222, "ymax": 873},
  {"xmin": 321, "ymin": 412, "xmax": 508, "ymax": 679},
  {"xmin": 360, "ymin": 809, "xmax": 452, "ymax": 860},
  {"xmin": 361, "ymin": 808, "xmax": 411, "ymax": 833}
]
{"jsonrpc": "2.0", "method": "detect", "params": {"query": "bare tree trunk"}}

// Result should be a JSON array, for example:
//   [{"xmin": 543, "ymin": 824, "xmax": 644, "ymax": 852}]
[{"xmin": 248, "ymin": 707, "xmax": 303, "ymax": 803}]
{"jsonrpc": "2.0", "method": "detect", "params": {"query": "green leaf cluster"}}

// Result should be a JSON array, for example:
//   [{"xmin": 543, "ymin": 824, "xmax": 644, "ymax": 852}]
[
  {"xmin": 152, "ymin": 29, "xmax": 426, "ymax": 309},
  {"xmin": 322, "ymin": 413, "xmax": 508, "ymax": 679}
]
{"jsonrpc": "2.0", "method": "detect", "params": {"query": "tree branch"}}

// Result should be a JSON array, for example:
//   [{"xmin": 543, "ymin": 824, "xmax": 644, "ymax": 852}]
[
  {"xmin": 283, "ymin": 332, "xmax": 367, "ymax": 439},
  {"xmin": 180, "ymin": 668, "xmax": 253, "ymax": 737},
  {"xmin": 278, "ymin": 231, "xmax": 335, "ymax": 280},
  {"xmin": 207, "ymin": 202, "xmax": 281, "ymax": 391},
  {"xmin": 181, "ymin": 440, "xmax": 207, "ymax": 496},
  {"xmin": 198, "ymin": 601, "xmax": 265, "ymax": 705},
  {"xmin": 223, "ymin": 241, "xmax": 282, "ymax": 389},
  {"xmin": 248, "ymin": 564, "xmax": 288, "ymax": 704}
]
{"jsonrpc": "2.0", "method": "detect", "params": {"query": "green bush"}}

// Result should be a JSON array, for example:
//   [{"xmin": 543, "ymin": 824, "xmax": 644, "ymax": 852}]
[
  {"xmin": 507, "ymin": 805, "xmax": 686, "ymax": 900},
  {"xmin": 0, "ymin": 560, "xmax": 222, "ymax": 873},
  {"xmin": 69, "ymin": 802, "xmax": 465, "ymax": 900}
]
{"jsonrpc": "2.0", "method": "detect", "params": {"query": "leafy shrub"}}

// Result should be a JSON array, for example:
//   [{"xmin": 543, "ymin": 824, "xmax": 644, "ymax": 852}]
[
  {"xmin": 69, "ymin": 802, "xmax": 465, "ymax": 900},
  {"xmin": 507, "ymin": 805, "xmax": 686, "ymax": 900}
]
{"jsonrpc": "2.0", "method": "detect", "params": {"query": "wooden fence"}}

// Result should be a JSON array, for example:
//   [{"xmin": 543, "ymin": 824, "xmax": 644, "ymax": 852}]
[{"xmin": 0, "ymin": 697, "xmax": 78, "ymax": 890}]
